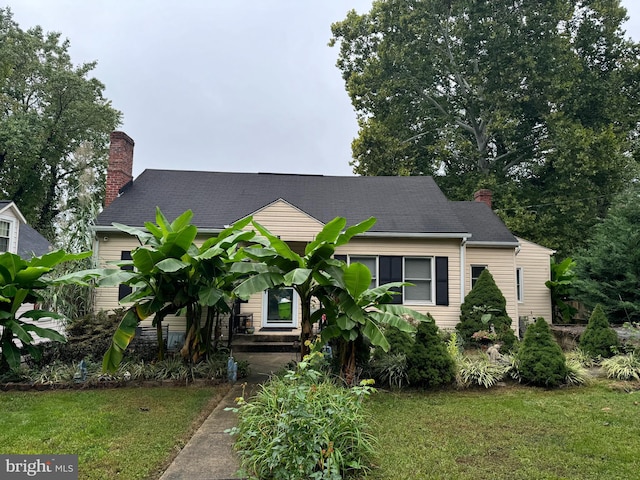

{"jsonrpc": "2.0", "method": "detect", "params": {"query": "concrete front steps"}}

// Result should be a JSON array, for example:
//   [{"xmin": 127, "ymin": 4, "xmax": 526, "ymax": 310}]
[{"xmin": 231, "ymin": 331, "xmax": 300, "ymax": 353}]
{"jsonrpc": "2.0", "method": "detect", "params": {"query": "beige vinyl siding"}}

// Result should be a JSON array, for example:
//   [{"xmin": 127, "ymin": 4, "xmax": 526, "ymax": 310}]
[
  {"xmin": 250, "ymin": 199, "xmax": 324, "ymax": 242},
  {"xmin": 465, "ymin": 246, "xmax": 518, "ymax": 331},
  {"xmin": 515, "ymin": 237, "xmax": 554, "ymax": 323},
  {"xmin": 337, "ymin": 237, "xmax": 463, "ymax": 331}
]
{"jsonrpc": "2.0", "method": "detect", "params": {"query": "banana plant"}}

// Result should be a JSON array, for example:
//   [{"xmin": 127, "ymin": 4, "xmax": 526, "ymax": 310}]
[
  {"xmin": 97, "ymin": 208, "xmax": 255, "ymax": 372},
  {"xmin": 317, "ymin": 261, "xmax": 431, "ymax": 384},
  {"xmin": 233, "ymin": 216, "xmax": 377, "ymax": 358},
  {"xmin": 0, "ymin": 249, "xmax": 92, "ymax": 373}
]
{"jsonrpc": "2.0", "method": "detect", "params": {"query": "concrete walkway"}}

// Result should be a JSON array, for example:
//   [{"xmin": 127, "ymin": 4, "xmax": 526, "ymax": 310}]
[{"xmin": 159, "ymin": 352, "xmax": 297, "ymax": 480}]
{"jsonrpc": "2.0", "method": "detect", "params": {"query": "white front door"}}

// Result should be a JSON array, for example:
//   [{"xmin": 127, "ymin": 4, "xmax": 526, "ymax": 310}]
[{"xmin": 262, "ymin": 287, "xmax": 298, "ymax": 328}]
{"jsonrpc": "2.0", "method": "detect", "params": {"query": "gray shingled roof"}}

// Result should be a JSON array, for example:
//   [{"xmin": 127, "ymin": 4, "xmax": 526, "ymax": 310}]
[
  {"xmin": 450, "ymin": 202, "xmax": 518, "ymax": 244},
  {"xmin": 95, "ymin": 170, "xmax": 516, "ymax": 243},
  {"xmin": 18, "ymin": 224, "xmax": 52, "ymax": 258}
]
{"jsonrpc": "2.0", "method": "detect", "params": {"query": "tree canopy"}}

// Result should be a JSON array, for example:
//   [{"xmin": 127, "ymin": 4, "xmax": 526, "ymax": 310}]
[
  {"xmin": 0, "ymin": 8, "xmax": 121, "ymax": 239},
  {"xmin": 331, "ymin": 0, "xmax": 640, "ymax": 254}
]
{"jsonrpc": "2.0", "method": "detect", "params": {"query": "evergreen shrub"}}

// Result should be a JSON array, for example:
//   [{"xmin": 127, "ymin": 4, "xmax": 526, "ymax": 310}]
[
  {"xmin": 407, "ymin": 316, "xmax": 455, "ymax": 387},
  {"xmin": 517, "ymin": 317, "xmax": 567, "ymax": 387},
  {"xmin": 579, "ymin": 304, "xmax": 619, "ymax": 358},
  {"xmin": 456, "ymin": 269, "xmax": 517, "ymax": 350}
]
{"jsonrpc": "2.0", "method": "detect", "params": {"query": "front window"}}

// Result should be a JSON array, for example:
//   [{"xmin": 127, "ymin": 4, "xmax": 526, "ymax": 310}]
[
  {"xmin": 404, "ymin": 257, "xmax": 432, "ymax": 303},
  {"xmin": 350, "ymin": 256, "xmax": 377, "ymax": 289},
  {"xmin": 471, "ymin": 265, "xmax": 486, "ymax": 288},
  {"xmin": 0, "ymin": 220, "xmax": 10, "ymax": 252}
]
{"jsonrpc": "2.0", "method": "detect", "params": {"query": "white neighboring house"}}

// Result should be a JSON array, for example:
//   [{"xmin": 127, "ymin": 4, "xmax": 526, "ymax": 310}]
[{"xmin": 0, "ymin": 201, "xmax": 59, "ymax": 346}]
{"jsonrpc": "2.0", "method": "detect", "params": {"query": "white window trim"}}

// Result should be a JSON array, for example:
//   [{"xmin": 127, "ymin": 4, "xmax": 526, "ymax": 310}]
[
  {"xmin": 0, "ymin": 216, "xmax": 17, "ymax": 254},
  {"xmin": 403, "ymin": 256, "xmax": 435, "ymax": 305}
]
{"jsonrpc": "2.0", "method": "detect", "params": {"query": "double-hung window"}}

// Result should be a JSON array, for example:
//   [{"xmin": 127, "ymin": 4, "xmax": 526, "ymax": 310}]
[
  {"xmin": 404, "ymin": 257, "xmax": 433, "ymax": 303},
  {"xmin": 0, "ymin": 220, "xmax": 10, "ymax": 252},
  {"xmin": 516, "ymin": 267, "xmax": 524, "ymax": 302}
]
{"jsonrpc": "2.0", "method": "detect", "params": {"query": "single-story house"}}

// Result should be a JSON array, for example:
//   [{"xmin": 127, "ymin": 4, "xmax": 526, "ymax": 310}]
[{"xmin": 93, "ymin": 131, "xmax": 554, "ymax": 339}]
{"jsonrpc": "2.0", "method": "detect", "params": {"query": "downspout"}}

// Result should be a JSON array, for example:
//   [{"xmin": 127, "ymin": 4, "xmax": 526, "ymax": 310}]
[{"xmin": 460, "ymin": 238, "xmax": 467, "ymax": 305}]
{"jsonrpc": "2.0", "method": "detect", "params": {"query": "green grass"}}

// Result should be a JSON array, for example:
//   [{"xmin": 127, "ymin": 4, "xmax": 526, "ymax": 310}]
[
  {"xmin": 0, "ymin": 384, "xmax": 229, "ymax": 480},
  {"xmin": 366, "ymin": 382, "xmax": 640, "ymax": 479}
]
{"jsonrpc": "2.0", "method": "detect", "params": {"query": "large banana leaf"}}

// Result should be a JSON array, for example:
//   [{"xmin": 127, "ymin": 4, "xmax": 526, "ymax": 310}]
[
  {"xmin": 102, "ymin": 307, "xmax": 143, "ymax": 373},
  {"xmin": 234, "ymin": 272, "xmax": 286, "ymax": 300},
  {"xmin": 304, "ymin": 217, "xmax": 346, "ymax": 255},
  {"xmin": 343, "ymin": 262, "xmax": 372, "ymax": 300},
  {"xmin": 336, "ymin": 217, "xmax": 376, "ymax": 246}
]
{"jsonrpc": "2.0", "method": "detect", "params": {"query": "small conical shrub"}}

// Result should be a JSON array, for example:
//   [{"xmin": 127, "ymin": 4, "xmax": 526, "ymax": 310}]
[
  {"xmin": 373, "ymin": 325, "xmax": 414, "ymax": 360},
  {"xmin": 407, "ymin": 316, "xmax": 455, "ymax": 388},
  {"xmin": 518, "ymin": 317, "xmax": 567, "ymax": 387},
  {"xmin": 456, "ymin": 269, "xmax": 516, "ymax": 349},
  {"xmin": 579, "ymin": 304, "xmax": 619, "ymax": 358}
]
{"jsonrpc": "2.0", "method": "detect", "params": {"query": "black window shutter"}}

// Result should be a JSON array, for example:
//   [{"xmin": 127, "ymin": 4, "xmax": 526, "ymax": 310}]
[
  {"xmin": 379, "ymin": 256, "xmax": 403, "ymax": 304},
  {"xmin": 118, "ymin": 251, "xmax": 133, "ymax": 300},
  {"xmin": 334, "ymin": 254, "xmax": 347, "ymax": 263},
  {"xmin": 435, "ymin": 256, "xmax": 449, "ymax": 306}
]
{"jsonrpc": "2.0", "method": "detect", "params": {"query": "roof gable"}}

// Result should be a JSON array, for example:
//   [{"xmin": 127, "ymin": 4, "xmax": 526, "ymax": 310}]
[
  {"xmin": 250, "ymin": 198, "xmax": 324, "ymax": 242},
  {"xmin": 0, "ymin": 201, "xmax": 27, "ymax": 224}
]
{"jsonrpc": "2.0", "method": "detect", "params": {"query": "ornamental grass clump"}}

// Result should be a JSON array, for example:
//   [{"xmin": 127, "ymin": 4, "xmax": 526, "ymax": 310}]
[
  {"xmin": 601, "ymin": 352, "xmax": 640, "ymax": 381},
  {"xmin": 227, "ymin": 352, "xmax": 375, "ymax": 480},
  {"xmin": 579, "ymin": 304, "xmax": 619, "ymax": 358},
  {"xmin": 517, "ymin": 317, "xmax": 567, "ymax": 387}
]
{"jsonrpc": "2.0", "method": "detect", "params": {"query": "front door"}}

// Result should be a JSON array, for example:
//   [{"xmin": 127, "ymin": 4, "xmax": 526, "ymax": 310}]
[{"xmin": 262, "ymin": 287, "xmax": 298, "ymax": 328}]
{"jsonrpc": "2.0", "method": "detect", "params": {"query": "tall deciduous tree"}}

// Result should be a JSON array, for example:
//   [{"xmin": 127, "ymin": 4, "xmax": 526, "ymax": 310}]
[
  {"xmin": 331, "ymin": 0, "xmax": 640, "ymax": 254},
  {"xmin": 0, "ymin": 8, "xmax": 121, "ymax": 238}
]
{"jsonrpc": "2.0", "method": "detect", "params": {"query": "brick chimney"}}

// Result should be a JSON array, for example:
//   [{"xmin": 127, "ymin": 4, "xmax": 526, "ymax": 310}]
[
  {"xmin": 474, "ymin": 189, "xmax": 492, "ymax": 209},
  {"xmin": 105, "ymin": 131, "xmax": 134, "ymax": 207}
]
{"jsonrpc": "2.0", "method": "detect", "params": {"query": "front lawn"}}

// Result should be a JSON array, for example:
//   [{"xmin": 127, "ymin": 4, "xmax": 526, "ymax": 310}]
[
  {"xmin": 366, "ymin": 382, "xmax": 640, "ymax": 479},
  {"xmin": 0, "ymin": 384, "xmax": 228, "ymax": 480}
]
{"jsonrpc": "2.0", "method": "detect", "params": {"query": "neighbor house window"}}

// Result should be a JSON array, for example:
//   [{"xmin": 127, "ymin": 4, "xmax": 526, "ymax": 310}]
[
  {"xmin": 471, "ymin": 265, "xmax": 486, "ymax": 288},
  {"xmin": 118, "ymin": 251, "xmax": 133, "ymax": 301},
  {"xmin": 0, "ymin": 220, "xmax": 10, "ymax": 252},
  {"xmin": 404, "ymin": 257, "xmax": 433, "ymax": 303},
  {"xmin": 350, "ymin": 256, "xmax": 377, "ymax": 289},
  {"xmin": 516, "ymin": 267, "xmax": 524, "ymax": 302}
]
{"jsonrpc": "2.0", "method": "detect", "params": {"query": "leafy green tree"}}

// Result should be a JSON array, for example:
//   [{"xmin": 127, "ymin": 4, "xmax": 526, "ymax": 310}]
[
  {"xmin": 318, "ymin": 261, "xmax": 430, "ymax": 384},
  {"xmin": 456, "ymin": 269, "xmax": 516, "ymax": 349},
  {"xmin": 517, "ymin": 317, "xmax": 567, "ymax": 387},
  {"xmin": 234, "ymin": 217, "xmax": 429, "ymax": 383},
  {"xmin": 579, "ymin": 304, "xmax": 619, "ymax": 358},
  {"xmin": 90, "ymin": 209, "xmax": 254, "ymax": 372},
  {"xmin": 0, "ymin": 249, "xmax": 91, "ymax": 373},
  {"xmin": 233, "ymin": 216, "xmax": 378, "ymax": 359},
  {"xmin": 0, "ymin": 8, "xmax": 121, "ymax": 238},
  {"xmin": 574, "ymin": 185, "xmax": 640, "ymax": 323},
  {"xmin": 407, "ymin": 316, "xmax": 455, "ymax": 388},
  {"xmin": 330, "ymin": 0, "xmax": 639, "ymax": 254}
]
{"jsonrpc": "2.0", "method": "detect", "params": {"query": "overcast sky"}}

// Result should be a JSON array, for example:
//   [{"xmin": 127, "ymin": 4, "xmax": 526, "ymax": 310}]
[{"xmin": 8, "ymin": 1, "xmax": 640, "ymax": 178}]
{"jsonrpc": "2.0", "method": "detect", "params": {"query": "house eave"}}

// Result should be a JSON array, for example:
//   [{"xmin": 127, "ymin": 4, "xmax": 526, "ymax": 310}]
[
  {"xmin": 466, "ymin": 240, "xmax": 520, "ymax": 248},
  {"xmin": 359, "ymin": 231, "xmax": 472, "ymax": 239}
]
